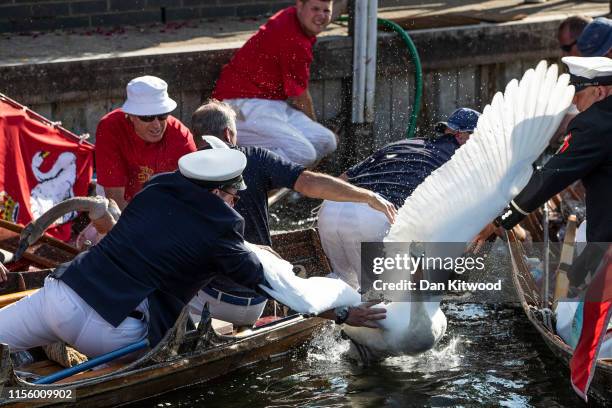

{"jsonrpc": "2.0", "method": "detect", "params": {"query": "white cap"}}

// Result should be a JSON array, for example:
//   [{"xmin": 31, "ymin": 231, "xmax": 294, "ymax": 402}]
[
  {"xmin": 121, "ymin": 76, "xmax": 178, "ymax": 116},
  {"xmin": 178, "ymin": 149, "xmax": 247, "ymax": 190},
  {"xmin": 563, "ymin": 56, "xmax": 612, "ymax": 90},
  {"xmin": 200, "ymin": 135, "xmax": 229, "ymax": 149}
]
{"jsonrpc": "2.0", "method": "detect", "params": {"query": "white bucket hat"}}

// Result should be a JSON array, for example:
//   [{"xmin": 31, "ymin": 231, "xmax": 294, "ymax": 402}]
[{"xmin": 121, "ymin": 75, "xmax": 177, "ymax": 116}]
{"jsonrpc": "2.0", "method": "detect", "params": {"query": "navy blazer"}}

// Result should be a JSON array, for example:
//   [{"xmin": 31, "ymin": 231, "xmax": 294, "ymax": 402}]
[
  {"xmin": 58, "ymin": 171, "xmax": 265, "ymax": 346},
  {"xmin": 513, "ymin": 96, "xmax": 612, "ymax": 242}
]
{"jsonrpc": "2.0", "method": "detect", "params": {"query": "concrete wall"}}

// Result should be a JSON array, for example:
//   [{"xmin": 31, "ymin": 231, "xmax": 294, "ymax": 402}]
[
  {"xmin": 0, "ymin": 17, "xmax": 563, "ymax": 169},
  {"xmin": 0, "ymin": 0, "xmax": 294, "ymax": 33}
]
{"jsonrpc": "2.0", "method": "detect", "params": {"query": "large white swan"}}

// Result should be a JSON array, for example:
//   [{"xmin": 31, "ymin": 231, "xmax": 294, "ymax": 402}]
[
  {"xmin": 257, "ymin": 60, "xmax": 574, "ymax": 360},
  {"xmin": 29, "ymin": 151, "xmax": 77, "ymax": 224},
  {"xmin": 342, "ymin": 60, "xmax": 574, "ymax": 358}
]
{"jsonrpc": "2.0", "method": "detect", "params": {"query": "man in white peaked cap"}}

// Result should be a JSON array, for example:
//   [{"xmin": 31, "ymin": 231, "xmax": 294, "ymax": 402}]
[
  {"xmin": 95, "ymin": 75, "xmax": 196, "ymax": 210},
  {"xmin": 0, "ymin": 149, "xmax": 260, "ymax": 356},
  {"xmin": 481, "ymin": 56, "xmax": 612, "ymax": 286}
]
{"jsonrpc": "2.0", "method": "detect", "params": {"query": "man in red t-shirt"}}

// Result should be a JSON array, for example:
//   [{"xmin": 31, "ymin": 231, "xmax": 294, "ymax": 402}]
[
  {"xmin": 212, "ymin": 0, "xmax": 336, "ymax": 167},
  {"xmin": 95, "ymin": 76, "xmax": 196, "ymax": 210}
]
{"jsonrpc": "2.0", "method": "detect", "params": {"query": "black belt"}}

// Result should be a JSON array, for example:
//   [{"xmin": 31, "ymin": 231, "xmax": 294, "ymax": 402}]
[{"xmin": 128, "ymin": 311, "xmax": 146, "ymax": 321}]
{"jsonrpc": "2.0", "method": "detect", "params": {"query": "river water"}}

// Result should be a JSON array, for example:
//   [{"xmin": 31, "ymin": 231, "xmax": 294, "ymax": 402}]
[
  {"xmin": 143, "ymin": 303, "xmax": 592, "ymax": 407},
  {"xmin": 137, "ymin": 199, "xmax": 602, "ymax": 408}
]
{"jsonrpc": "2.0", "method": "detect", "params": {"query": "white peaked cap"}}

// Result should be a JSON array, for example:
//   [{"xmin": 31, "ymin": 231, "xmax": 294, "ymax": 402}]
[
  {"xmin": 121, "ymin": 75, "xmax": 177, "ymax": 116},
  {"xmin": 178, "ymin": 149, "xmax": 247, "ymax": 190},
  {"xmin": 563, "ymin": 56, "xmax": 612, "ymax": 79},
  {"xmin": 200, "ymin": 135, "xmax": 230, "ymax": 149}
]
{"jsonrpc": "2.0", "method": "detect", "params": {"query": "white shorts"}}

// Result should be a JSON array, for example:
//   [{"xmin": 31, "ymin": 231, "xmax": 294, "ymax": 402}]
[
  {"xmin": 225, "ymin": 98, "xmax": 337, "ymax": 167},
  {"xmin": 188, "ymin": 287, "xmax": 267, "ymax": 327},
  {"xmin": 317, "ymin": 200, "xmax": 391, "ymax": 289},
  {"xmin": 0, "ymin": 277, "xmax": 147, "ymax": 358}
]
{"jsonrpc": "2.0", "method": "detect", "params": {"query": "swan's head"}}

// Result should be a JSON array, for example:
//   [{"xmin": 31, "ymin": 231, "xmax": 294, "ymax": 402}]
[{"xmin": 32, "ymin": 151, "xmax": 50, "ymax": 168}]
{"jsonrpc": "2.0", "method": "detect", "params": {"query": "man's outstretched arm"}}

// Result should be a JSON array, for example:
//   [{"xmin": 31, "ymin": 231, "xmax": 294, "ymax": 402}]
[{"xmin": 294, "ymin": 171, "xmax": 398, "ymax": 224}]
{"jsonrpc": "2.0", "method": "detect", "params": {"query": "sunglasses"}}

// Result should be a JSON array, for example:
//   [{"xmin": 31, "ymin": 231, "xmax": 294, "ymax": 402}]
[
  {"xmin": 136, "ymin": 114, "xmax": 169, "ymax": 122},
  {"xmin": 221, "ymin": 189, "xmax": 240, "ymax": 206},
  {"xmin": 560, "ymin": 40, "xmax": 577, "ymax": 53}
]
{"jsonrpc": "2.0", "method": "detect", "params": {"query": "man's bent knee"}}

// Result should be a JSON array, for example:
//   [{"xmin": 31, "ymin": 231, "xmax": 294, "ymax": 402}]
[
  {"xmin": 285, "ymin": 141, "xmax": 318, "ymax": 167},
  {"xmin": 312, "ymin": 127, "xmax": 337, "ymax": 161}
]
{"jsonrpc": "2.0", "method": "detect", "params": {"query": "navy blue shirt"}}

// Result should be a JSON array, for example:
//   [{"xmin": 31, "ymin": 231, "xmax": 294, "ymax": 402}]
[
  {"xmin": 58, "ymin": 171, "xmax": 265, "ymax": 346},
  {"xmin": 234, "ymin": 145, "xmax": 305, "ymax": 246},
  {"xmin": 206, "ymin": 145, "xmax": 304, "ymax": 299},
  {"xmin": 346, "ymin": 135, "xmax": 461, "ymax": 208}
]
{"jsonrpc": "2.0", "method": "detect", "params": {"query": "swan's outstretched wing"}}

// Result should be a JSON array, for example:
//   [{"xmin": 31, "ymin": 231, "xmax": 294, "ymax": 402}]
[
  {"xmin": 248, "ymin": 243, "xmax": 361, "ymax": 314},
  {"xmin": 386, "ymin": 61, "xmax": 574, "ymax": 244}
]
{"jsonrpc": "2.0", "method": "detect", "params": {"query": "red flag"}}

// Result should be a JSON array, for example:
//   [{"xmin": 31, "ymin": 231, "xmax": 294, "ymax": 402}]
[
  {"xmin": 570, "ymin": 245, "xmax": 612, "ymax": 401},
  {"xmin": 0, "ymin": 94, "xmax": 94, "ymax": 241}
]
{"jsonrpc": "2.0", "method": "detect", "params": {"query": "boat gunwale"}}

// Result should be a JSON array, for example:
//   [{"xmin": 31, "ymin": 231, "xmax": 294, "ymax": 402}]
[
  {"xmin": 0, "ymin": 228, "xmax": 332, "ymax": 406},
  {"xmin": 506, "ymin": 230, "xmax": 612, "ymax": 401}
]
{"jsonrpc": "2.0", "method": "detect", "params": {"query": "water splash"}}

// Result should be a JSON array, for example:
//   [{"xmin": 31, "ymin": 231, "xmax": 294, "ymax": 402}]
[
  {"xmin": 383, "ymin": 336, "xmax": 462, "ymax": 374},
  {"xmin": 307, "ymin": 324, "xmax": 350, "ymax": 364}
]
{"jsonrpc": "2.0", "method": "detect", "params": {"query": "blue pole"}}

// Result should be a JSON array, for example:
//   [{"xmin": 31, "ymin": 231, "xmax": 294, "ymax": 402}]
[{"xmin": 33, "ymin": 339, "xmax": 149, "ymax": 385}]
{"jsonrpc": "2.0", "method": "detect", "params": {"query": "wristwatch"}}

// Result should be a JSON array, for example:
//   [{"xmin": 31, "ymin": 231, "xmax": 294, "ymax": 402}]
[{"xmin": 334, "ymin": 306, "xmax": 350, "ymax": 325}]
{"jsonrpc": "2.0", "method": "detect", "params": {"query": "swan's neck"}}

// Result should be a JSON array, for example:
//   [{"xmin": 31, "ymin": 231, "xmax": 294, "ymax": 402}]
[{"xmin": 33, "ymin": 156, "xmax": 68, "ymax": 182}]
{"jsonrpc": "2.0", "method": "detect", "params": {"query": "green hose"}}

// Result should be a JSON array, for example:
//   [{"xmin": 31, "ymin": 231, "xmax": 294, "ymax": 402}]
[{"xmin": 338, "ymin": 15, "xmax": 423, "ymax": 139}]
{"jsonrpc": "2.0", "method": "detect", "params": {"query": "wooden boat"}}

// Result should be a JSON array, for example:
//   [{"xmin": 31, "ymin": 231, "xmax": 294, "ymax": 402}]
[
  {"xmin": 507, "ymin": 198, "xmax": 612, "ymax": 402},
  {"xmin": 0, "ymin": 219, "xmax": 78, "ymax": 298},
  {"xmin": 0, "ymin": 227, "xmax": 332, "ymax": 407}
]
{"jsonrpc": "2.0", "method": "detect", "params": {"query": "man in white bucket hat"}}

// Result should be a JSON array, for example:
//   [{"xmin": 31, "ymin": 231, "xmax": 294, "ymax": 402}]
[{"xmin": 95, "ymin": 75, "xmax": 196, "ymax": 210}]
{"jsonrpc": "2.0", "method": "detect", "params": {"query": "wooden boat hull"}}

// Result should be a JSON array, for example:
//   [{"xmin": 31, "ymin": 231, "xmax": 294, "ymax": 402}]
[
  {"xmin": 0, "ymin": 228, "xmax": 333, "ymax": 407},
  {"xmin": 2, "ymin": 316, "xmax": 325, "ymax": 408},
  {"xmin": 507, "ymin": 232, "xmax": 612, "ymax": 402}
]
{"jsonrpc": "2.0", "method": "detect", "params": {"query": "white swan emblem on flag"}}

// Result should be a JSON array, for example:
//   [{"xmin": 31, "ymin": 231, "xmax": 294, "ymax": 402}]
[{"xmin": 29, "ymin": 151, "xmax": 77, "ymax": 224}]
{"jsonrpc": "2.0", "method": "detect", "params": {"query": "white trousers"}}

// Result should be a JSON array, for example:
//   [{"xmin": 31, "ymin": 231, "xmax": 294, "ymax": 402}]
[
  {"xmin": 188, "ymin": 289, "xmax": 266, "ymax": 327},
  {"xmin": 225, "ymin": 98, "xmax": 337, "ymax": 167},
  {"xmin": 317, "ymin": 200, "xmax": 391, "ymax": 290},
  {"xmin": 0, "ymin": 277, "xmax": 147, "ymax": 358}
]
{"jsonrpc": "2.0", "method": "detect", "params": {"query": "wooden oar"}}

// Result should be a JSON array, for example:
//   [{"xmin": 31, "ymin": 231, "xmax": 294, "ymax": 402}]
[
  {"xmin": 0, "ymin": 289, "xmax": 39, "ymax": 308},
  {"xmin": 553, "ymin": 215, "xmax": 578, "ymax": 307},
  {"xmin": 33, "ymin": 339, "xmax": 149, "ymax": 384}
]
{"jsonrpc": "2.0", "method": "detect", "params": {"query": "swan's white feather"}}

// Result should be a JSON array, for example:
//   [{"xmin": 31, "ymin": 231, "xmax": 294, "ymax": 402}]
[{"xmin": 387, "ymin": 61, "xmax": 574, "ymax": 244}]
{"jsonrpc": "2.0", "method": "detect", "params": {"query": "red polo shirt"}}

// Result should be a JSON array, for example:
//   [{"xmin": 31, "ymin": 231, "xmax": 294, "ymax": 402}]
[
  {"xmin": 95, "ymin": 109, "xmax": 196, "ymax": 201},
  {"xmin": 213, "ymin": 6, "xmax": 317, "ymax": 101}
]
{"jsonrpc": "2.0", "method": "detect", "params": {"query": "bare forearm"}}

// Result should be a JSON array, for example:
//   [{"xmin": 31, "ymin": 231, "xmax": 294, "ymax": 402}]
[
  {"xmin": 294, "ymin": 171, "xmax": 374, "ymax": 203},
  {"xmin": 288, "ymin": 89, "xmax": 316, "ymax": 120},
  {"xmin": 103, "ymin": 187, "xmax": 128, "ymax": 211},
  {"xmin": 294, "ymin": 171, "xmax": 397, "ymax": 223}
]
